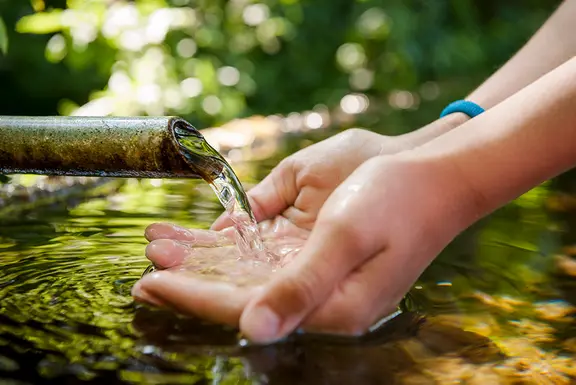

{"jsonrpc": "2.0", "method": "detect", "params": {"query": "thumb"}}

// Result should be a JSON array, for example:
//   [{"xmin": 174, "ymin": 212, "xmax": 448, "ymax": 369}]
[
  {"xmin": 238, "ymin": 219, "xmax": 374, "ymax": 343},
  {"xmin": 211, "ymin": 158, "xmax": 298, "ymax": 230}
]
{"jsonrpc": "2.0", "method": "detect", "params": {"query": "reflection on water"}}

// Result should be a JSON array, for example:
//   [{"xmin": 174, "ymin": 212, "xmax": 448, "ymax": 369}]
[{"xmin": 0, "ymin": 150, "xmax": 575, "ymax": 384}]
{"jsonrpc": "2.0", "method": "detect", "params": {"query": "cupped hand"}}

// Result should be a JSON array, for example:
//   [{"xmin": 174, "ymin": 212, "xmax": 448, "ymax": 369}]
[
  {"xmin": 132, "ymin": 149, "xmax": 482, "ymax": 343},
  {"xmin": 210, "ymin": 128, "xmax": 406, "ymax": 231},
  {"xmin": 132, "ymin": 128, "xmax": 400, "ymax": 329},
  {"xmin": 131, "ymin": 217, "xmax": 308, "ymax": 327},
  {"xmin": 232, "ymin": 153, "xmax": 484, "ymax": 343}
]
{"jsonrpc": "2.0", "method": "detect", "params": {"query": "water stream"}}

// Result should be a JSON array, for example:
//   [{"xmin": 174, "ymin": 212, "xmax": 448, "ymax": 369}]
[{"xmin": 174, "ymin": 125, "xmax": 276, "ymax": 263}]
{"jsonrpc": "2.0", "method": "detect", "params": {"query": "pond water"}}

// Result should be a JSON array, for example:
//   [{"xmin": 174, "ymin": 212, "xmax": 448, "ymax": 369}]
[{"xmin": 0, "ymin": 134, "xmax": 575, "ymax": 384}]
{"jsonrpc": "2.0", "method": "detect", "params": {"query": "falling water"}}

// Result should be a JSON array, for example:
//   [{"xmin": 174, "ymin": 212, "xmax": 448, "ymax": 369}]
[{"xmin": 174, "ymin": 125, "xmax": 274, "ymax": 262}]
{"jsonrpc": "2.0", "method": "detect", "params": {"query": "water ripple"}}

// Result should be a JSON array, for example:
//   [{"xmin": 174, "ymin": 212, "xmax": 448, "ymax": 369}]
[{"xmin": 0, "ymin": 178, "xmax": 573, "ymax": 384}]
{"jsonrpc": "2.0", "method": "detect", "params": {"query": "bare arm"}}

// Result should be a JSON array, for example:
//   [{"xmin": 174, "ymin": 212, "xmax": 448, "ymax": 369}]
[
  {"xmin": 468, "ymin": 0, "xmax": 576, "ymax": 109},
  {"xmin": 401, "ymin": 0, "xmax": 576, "ymax": 146},
  {"xmin": 414, "ymin": 55, "xmax": 576, "ymax": 222}
]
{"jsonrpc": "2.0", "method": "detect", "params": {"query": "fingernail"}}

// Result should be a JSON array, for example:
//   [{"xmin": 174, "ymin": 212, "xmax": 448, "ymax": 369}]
[
  {"xmin": 241, "ymin": 305, "xmax": 280, "ymax": 344},
  {"xmin": 132, "ymin": 282, "xmax": 164, "ymax": 307},
  {"xmin": 174, "ymin": 226, "xmax": 195, "ymax": 240}
]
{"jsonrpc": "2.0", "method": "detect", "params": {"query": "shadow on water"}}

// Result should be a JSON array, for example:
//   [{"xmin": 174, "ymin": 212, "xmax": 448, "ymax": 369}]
[
  {"xmin": 129, "ymin": 307, "xmax": 505, "ymax": 385},
  {"xmin": 0, "ymin": 135, "xmax": 574, "ymax": 384}
]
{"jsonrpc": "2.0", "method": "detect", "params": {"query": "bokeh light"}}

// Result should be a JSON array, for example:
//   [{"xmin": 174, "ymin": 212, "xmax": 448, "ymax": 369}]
[
  {"xmin": 340, "ymin": 93, "xmax": 369, "ymax": 115},
  {"xmin": 3, "ymin": 0, "xmax": 559, "ymax": 133}
]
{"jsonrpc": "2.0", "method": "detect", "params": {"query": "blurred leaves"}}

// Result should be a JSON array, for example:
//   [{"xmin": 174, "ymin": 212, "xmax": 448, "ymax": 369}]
[
  {"xmin": 0, "ymin": 16, "xmax": 8, "ymax": 55},
  {"xmin": 15, "ymin": 11, "xmax": 63, "ymax": 34},
  {"xmin": 0, "ymin": 0, "xmax": 558, "ymax": 130}
]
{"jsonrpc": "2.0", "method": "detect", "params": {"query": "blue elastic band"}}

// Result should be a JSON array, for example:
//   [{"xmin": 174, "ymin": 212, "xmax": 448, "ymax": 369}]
[{"xmin": 440, "ymin": 100, "xmax": 485, "ymax": 119}]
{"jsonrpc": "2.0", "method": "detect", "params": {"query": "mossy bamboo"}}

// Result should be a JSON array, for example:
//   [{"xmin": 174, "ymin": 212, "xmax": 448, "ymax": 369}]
[{"xmin": 0, "ymin": 116, "xmax": 220, "ymax": 179}]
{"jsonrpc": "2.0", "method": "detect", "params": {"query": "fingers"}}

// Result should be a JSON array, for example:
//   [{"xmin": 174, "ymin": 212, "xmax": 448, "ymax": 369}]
[
  {"xmin": 145, "ymin": 223, "xmax": 197, "ymax": 242},
  {"xmin": 211, "ymin": 158, "xmax": 298, "ymax": 230},
  {"xmin": 238, "ymin": 218, "xmax": 374, "ymax": 343},
  {"xmin": 144, "ymin": 225, "xmax": 235, "ymax": 269},
  {"xmin": 132, "ymin": 271, "xmax": 257, "ymax": 327},
  {"xmin": 145, "ymin": 223, "xmax": 234, "ymax": 244},
  {"xmin": 134, "ymin": 247, "xmax": 414, "ymax": 339},
  {"xmin": 300, "ymin": 248, "xmax": 415, "ymax": 335},
  {"xmin": 145, "ymin": 239, "xmax": 192, "ymax": 269},
  {"xmin": 237, "ymin": 158, "xmax": 393, "ymax": 343}
]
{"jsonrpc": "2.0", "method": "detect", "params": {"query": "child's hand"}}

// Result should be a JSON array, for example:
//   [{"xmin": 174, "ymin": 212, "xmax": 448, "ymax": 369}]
[
  {"xmin": 130, "ymin": 217, "xmax": 308, "ymax": 327},
  {"xmin": 236, "ymin": 153, "xmax": 481, "ymax": 342},
  {"xmin": 132, "ymin": 152, "xmax": 480, "ymax": 342},
  {"xmin": 131, "ymin": 128, "xmax": 412, "ymax": 328},
  {"xmin": 210, "ymin": 128, "xmax": 410, "ymax": 232}
]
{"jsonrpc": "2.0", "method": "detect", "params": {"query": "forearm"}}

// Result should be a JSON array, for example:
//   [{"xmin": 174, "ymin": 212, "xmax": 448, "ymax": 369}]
[
  {"xmin": 397, "ymin": 113, "xmax": 470, "ymax": 148},
  {"xmin": 468, "ymin": 0, "xmax": 576, "ymax": 109},
  {"xmin": 413, "ymin": 57, "xmax": 576, "ymax": 221},
  {"xmin": 400, "ymin": 1, "xmax": 576, "ymax": 147}
]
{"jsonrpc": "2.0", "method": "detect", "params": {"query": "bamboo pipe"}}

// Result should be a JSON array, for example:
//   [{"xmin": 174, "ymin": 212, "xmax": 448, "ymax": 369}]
[{"xmin": 0, "ymin": 116, "xmax": 223, "ymax": 179}]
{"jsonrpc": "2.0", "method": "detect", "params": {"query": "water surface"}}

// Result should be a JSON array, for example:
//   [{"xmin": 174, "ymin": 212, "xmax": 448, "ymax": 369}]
[{"xmin": 0, "ymin": 139, "xmax": 575, "ymax": 384}]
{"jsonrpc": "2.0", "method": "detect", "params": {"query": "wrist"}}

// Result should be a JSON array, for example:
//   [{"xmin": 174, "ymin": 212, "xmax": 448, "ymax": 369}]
[
  {"xmin": 409, "ymin": 57, "xmax": 576, "ymax": 224},
  {"xmin": 397, "ymin": 113, "xmax": 470, "ymax": 149}
]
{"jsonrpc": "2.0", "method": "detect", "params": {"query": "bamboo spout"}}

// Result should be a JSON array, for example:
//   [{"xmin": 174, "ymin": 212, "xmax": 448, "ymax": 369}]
[{"xmin": 0, "ymin": 116, "xmax": 222, "ymax": 179}]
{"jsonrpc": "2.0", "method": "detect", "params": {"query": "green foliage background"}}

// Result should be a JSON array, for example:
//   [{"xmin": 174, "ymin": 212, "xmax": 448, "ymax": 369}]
[{"xmin": 0, "ymin": 0, "xmax": 558, "ymax": 131}]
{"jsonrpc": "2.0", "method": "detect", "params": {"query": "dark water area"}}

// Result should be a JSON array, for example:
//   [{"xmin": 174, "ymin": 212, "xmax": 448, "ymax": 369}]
[{"xmin": 0, "ymin": 135, "xmax": 575, "ymax": 384}]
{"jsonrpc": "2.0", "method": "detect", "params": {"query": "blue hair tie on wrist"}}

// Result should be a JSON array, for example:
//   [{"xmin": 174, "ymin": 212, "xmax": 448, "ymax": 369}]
[{"xmin": 440, "ymin": 100, "xmax": 485, "ymax": 119}]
